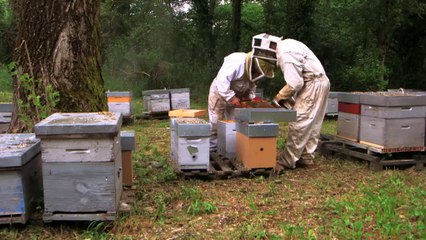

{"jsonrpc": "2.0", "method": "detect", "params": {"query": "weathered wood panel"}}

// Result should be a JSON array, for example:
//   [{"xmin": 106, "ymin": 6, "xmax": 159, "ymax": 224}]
[
  {"xmin": 41, "ymin": 136, "xmax": 120, "ymax": 162},
  {"xmin": 42, "ymin": 160, "xmax": 121, "ymax": 214}
]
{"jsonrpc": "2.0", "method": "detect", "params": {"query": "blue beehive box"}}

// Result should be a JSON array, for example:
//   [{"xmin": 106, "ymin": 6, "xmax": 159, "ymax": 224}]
[{"xmin": 0, "ymin": 133, "xmax": 42, "ymax": 224}]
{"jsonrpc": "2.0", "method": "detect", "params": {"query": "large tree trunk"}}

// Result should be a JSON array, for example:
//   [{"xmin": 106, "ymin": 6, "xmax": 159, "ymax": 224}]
[{"xmin": 10, "ymin": 0, "xmax": 106, "ymax": 133}]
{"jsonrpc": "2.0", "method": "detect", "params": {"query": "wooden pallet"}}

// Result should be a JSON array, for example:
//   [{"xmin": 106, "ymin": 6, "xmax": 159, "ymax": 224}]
[
  {"xmin": 318, "ymin": 134, "xmax": 426, "ymax": 171},
  {"xmin": 175, "ymin": 154, "xmax": 276, "ymax": 179}
]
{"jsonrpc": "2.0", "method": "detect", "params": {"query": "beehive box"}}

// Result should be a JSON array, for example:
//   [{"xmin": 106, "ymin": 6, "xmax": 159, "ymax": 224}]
[
  {"xmin": 0, "ymin": 103, "xmax": 12, "ymax": 133},
  {"xmin": 120, "ymin": 130, "xmax": 135, "ymax": 187},
  {"xmin": 236, "ymin": 132, "xmax": 277, "ymax": 169},
  {"xmin": 172, "ymin": 118, "xmax": 210, "ymax": 170},
  {"xmin": 142, "ymin": 89, "xmax": 170, "ymax": 114},
  {"xmin": 336, "ymin": 92, "xmax": 363, "ymax": 141},
  {"xmin": 361, "ymin": 105, "xmax": 426, "ymax": 118},
  {"xmin": 236, "ymin": 122, "xmax": 279, "ymax": 137},
  {"xmin": 217, "ymin": 120, "xmax": 236, "ymax": 159},
  {"xmin": 0, "ymin": 112, "xmax": 11, "ymax": 133},
  {"xmin": 359, "ymin": 116, "xmax": 425, "ymax": 150},
  {"xmin": 0, "ymin": 134, "xmax": 42, "ymax": 224},
  {"xmin": 106, "ymin": 91, "xmax": 133, "ymax": 117},
  {"xmin": 337, "ymin": 112, "xmax": 360, "ymax": 141},
  {"xmin": 34, "ymin": 112, "xmax": 123, "ymax": 222},
  {"xmin": 326, "ymin": 92, "xmax": 340, "ymax": 115},
  {"xmin": 170, "ymin": 88, "xmax": 190, "ymax": 110},
  {"xmin": 358, "ymin": 92, "xmax": 426, "ymax": 151}
]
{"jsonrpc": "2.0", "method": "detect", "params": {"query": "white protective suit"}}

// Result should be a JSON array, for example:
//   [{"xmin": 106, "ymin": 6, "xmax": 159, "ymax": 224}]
[
  {"xmin": 276, "ymin": 39, "xmax": 330, "ymax": 168},
  {"xmin": 208, "ymin": 52, "xmax": 256, "ymax": 151}
]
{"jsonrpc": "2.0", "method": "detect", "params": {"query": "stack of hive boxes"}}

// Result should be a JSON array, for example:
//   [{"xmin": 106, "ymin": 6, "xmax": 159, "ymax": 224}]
[
  {"xmin": 107, "ymin": 91, "xmax": 133, "ymax": 120},
  {"xmin": 143, "ymin": 88, "xmax": 191, "ymax": 115},
  {"xmin": 170, "ymin": 117, "xmax": 210, "ymax": 171},
  {"xmin": 337, "ymin": 91, "xmax": 426, "ymax": 152},
  {"xmin": 0, "ymin": 133, "xmax": 42, "ymax": 224},
  {"xmin": 35, "ymin": 112, "xmax": 123, "ymax": 221},
  {"xmin": 0, "ymin": 103, "xmax": 12, "ymax": 133},
  {"xmin": 234, "ymin": 108, "xmax": 296, "ymax": 169},
  {"xmin": 337, "ymin": 92, "xmax": 362, "ymax": 142},
  {"xmin": 358, "ymin": 92, "xmax": 426, "ymax": 151}
]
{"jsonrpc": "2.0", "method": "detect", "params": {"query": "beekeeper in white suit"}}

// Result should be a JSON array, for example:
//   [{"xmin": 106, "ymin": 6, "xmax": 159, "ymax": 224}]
[
  {"xmin": 208, "ymin": 35, "xmax": 279, "ymax": 152},
  {"xmin": 269, "ymin": 35, "xmax": 330, "ymax": 168}
]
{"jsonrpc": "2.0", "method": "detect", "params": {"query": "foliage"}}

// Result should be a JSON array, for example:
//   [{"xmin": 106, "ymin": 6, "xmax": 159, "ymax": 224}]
[
  {"xmin": 181, "ymin": 187, "xmax": 218, "ymax": 215},
  {"xmin": 0, "ymin": 0, "xmax": 14, "ymax": 63},
  {"xmin": 8, "ymin": 62, "xmax": 59, "ymax": 130},
  {"xmin": 0, "ymin": 63, "xmax": 12, "ymax": 93}
]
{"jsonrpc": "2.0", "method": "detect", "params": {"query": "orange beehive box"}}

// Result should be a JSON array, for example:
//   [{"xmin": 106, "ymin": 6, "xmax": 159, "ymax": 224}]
[
  {"xmin": 168, "ymin": 109, "xmax": 206, "ymax": 118},
  {"xmin": 236, "ymin": 132, "xmax": 277, "ymax": 169}
]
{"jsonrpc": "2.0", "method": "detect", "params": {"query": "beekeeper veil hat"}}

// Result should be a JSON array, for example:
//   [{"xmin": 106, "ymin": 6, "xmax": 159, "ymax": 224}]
[
  {"xmin": 252, "ymin": 33, "xmax": 282, "ymax": 62},
  {"xmin": 245, "ymin": 33, "xmax": 282, "ymax": 82},
  {"xmin": 245, "ymin": 52, "xmax": 276, "ymax": 82}
]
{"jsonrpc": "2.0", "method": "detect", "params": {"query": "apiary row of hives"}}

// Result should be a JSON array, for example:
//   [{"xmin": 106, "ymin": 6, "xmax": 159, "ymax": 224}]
[
  {"xmin": 0, "ymin": 112, "xmax": 135, "ymax": 224},
  {"xmin": 143, "ymin": 88, "xmax": 190, "ymax": 114},
  {"xmin": 336, "ymin": 91, "xmax": 426, "ymax": 152}
]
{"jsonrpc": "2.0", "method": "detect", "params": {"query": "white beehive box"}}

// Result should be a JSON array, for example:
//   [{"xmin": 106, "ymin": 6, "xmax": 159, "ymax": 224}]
[
  {"xmin": 0, "ymin": 133, "xmax": 42, "ymax": 224},
  {"xmin": 337, "ymin": 112, "xmax": 360, "ymax": 142},
  {"xmin": 0, "ymin": 103, "xmax": 12, "ymax": 133},
  {"xmin": 173, "ymin": 118, "xmax": 210, "ymax": 170},
  {"xmin": 34, "ymin": 112, "xmax": 123, "ymax": 222},
  {"xmin": 107, "ymin": 91, "xmax": 133, "ymax": 117},
  {"xmin": 170, "ymin": 88, "xmax": 190, "ymax": 110}
]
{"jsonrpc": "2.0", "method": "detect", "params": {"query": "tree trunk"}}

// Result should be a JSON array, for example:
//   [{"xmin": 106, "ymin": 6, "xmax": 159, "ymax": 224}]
[
  {"xmin": 231, "ymin": 0, "xmax": 241, "ymax": 52},
  {"xmin": 192, "ymin": 0, "xmax": 217, "ymax": 59},
  {"xmin": 10, "ymin": 0, "xmax": 106, "ymax": 133}
]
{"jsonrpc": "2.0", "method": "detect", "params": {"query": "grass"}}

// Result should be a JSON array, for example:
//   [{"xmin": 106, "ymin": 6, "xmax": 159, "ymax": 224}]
[{"xmin": 0, "ymin": 97, "xmax": 425, "ymax": 239}]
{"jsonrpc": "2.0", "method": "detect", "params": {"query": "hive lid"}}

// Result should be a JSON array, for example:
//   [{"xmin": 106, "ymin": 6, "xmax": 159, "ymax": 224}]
[
  {"xmin": 169, "ymin": 109, "xmax": 206, "ymax": 118},
  {"xmin": 235, "ymin": 108, "xmax": 296, "ymax": 123},
  {"xmin": 359, "ymin": 92, "xmax": 426, "ymax": 106},
  {"xmin": 34, "ymin": 112, "xmax": 122, "ymax": 136},
  {"xmin": 142, "ymin": 89, "xmax": 170, "ymax": 95},
  {"xmin": 170, "ymin": 88, "xmax": 190, "ymax": 93},
  {"xmin": 120, "ymin": 130, "xmax": 136, "ymax": 150},
  {"xmin": 0, "ymin": 133, "xmax": 41, "ymax": 167},
  {"xmin": 106, "ymin": 91, "xmax": 133, "ymax": 97},
  {"xmin": 337, "ymin": 92, "xmax": 362, "ymax": 104}
]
